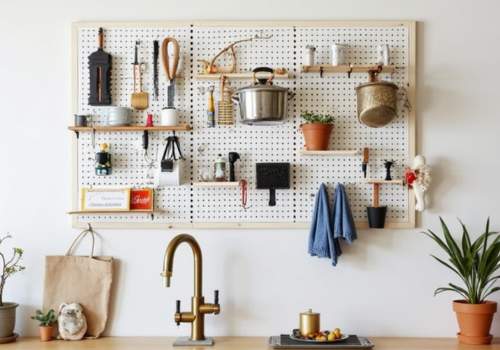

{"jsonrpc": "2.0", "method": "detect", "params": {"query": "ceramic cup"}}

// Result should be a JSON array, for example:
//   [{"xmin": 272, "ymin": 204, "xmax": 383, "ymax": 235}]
[
  {"xmin": 106, "ymin": 106, "xmax": 131, "ymax": 126},
  {"xmin": 161, "ymin": 107, "xmax": 178, "ymax": 126},
  {"xmin": 331, "ymin": 43, "xmax": 348, "ymax": 65}
]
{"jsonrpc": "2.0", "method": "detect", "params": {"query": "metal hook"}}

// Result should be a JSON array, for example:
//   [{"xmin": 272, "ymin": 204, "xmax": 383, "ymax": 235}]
[
  {"xmin": 347, "ymin": 64, "xmax": 353, "ymax": 78},
  {"xmin": 319, "ymin": 66, "xmax": 324, "ymax": 78}
]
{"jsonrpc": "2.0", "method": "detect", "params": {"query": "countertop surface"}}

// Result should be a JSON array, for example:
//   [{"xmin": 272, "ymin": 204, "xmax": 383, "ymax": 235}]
[{"xmin": 3, "ymin": 336, "xmax": 500, "ymax": 350}]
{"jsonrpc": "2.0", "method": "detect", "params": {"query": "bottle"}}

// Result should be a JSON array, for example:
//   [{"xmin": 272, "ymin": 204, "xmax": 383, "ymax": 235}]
[
  {"xmin": 95, "ymin": 143, "xmax": 112, "ymax": 176},
  {"xmin": 207, "ymin": 86, "xmax": 215, "ymax": 127},
  {"xmin": 214, "ymin": 154, "xmax": 226, "ymax": 182}
]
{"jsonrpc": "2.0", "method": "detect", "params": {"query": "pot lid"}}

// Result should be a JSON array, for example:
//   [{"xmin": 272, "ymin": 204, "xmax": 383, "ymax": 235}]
[
  {"xmin": 355, "ymin": 80, "xmax": 398, "ymax": 90},
  {"xmin": 300, "ymin": 309, "xmax": 319, "ymax": 316},
  {"xmin": 236, "ymin": 84, "xmax": 288, "ymax": 93}
]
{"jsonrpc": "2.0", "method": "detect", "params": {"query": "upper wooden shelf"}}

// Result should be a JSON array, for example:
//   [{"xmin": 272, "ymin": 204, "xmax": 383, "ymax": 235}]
[
  {"xmin": 68, "ymin": 124, "xmax": 192, "ymax": 132},
  {"xmin": 193, "ymin": 181, "xmax": 241, "ymax": 188},
  {"xmin": 195, "ymin": 72, "xmax": 291, "ymax": 80},
  {"xmin": 366, "ymin": 179, "xmax": 404, "ymax": 185},
  {"xmin": 302, "ymin": 64, "xmax": 396, "ymax": 74},
  {"xmin": 300, "ymin": 149, "xmax": 360, "ymax": 156},
  {"xmin": 68, "ymin": 209, "xmax": 161, "ymax": 215}
]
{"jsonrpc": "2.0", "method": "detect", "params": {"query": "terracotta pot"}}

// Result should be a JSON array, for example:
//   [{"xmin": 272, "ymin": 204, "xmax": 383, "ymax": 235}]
[
  {"xmin": 39, "ymin": 326, "xmax": 54, "ymax": 342},
  {"xmin": 300, "ymin": 123, "xmax": 333, "ymax": 151},
  {"xmin": 453, "ymin": 300, "xmax": 497, "ymax": 345}
]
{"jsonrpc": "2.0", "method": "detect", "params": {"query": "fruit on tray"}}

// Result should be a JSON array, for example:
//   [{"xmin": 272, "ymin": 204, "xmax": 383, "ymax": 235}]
[{"xmin": 294, "ymin": 328, "xmax": 343, "ymax": 341}]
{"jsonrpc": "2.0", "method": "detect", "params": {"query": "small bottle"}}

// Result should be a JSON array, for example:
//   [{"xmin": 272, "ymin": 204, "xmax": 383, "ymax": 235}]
[
  {"xmin": 214, "ymin": 154, "xmax": 226, "ymax": 182},
  {"xmin": 305, "ymin": 45, "xmax": 316, "ymax": 66},
  {"xmin": 377, "ymin": 44, "xmax": 390, "ymax": 65},
  {"xmin": 95, "ymin": 143, "xmax": 112, "ymax": 176}
]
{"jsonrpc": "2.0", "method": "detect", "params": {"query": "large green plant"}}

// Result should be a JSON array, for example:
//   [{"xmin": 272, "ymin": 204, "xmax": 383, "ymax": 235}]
[{"xmin": 424, "ymin": 218, "xmax": 500, "ymax": 304}]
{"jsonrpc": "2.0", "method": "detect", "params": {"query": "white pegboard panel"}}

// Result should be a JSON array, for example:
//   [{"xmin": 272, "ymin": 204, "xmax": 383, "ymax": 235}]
[{"xmin": 71, "ymin": 21, "xmax": 415, "ymax": 228}]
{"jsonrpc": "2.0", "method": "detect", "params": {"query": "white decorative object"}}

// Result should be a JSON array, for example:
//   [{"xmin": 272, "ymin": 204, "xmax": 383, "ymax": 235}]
[
  {"xmin": 58, "ymin": 303, "xmax": 87, "ymax": 341},
  {"xmin": 405, "ymin": 155, "xmax": 431, "ymax": 212},
  {"xmin": 305, "ymin": 45, "xmax": 316, "ymax": 66},
  {"xmin": 377, "ymin": 44, "xmax": 390, "ymax": 65},
  {"xmin": 160, "ymin": 107, "xmax": 178, "ymax": 126},
  {"xmin": 331, "ymin": 43, "xmax": 348, "ymax": 65},
  {"xmin": 80, "ymin": 188, "xmax": 130, "ymax": 211}
]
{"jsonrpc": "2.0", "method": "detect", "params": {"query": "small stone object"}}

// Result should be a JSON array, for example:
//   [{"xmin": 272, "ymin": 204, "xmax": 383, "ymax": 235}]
[{"xmin": 58, "ymin": 303, "xmax": 87, "ymax": 341}]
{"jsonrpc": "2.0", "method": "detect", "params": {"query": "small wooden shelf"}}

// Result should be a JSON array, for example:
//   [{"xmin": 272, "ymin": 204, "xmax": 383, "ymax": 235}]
[
  {"xmin": 302, "ymin": 64, "xmax": 396, "ymax": 74},
  {"xmin": 365, "ymin": 179, "xmax": 404, "ymax": 185},
  {"xmin": 195, "ymin": 72, "xmax": 291, "ymax": 80},
  {"xmin": 193, "ymin": 181, "xmax": 241, "ymax": 188},
  {"xmin": 299, "ymin": 149, "xmax": 359, "ymax": 156},
  {"xmin": 68, "ymin": 209, "xmax": 161, "ymax": 215},
  {"xmin": 68, "ymin": 124, "xmax": 192, "ymax": 132}
]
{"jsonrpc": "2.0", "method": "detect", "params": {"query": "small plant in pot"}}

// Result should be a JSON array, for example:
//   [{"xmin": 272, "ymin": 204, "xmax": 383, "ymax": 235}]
[
  {"xmin": 0, "ymin": 235, "xmax": 24, "ymax": 342},
  {"xmin": 31, "ymin": 309, "xmax": 56, "ymax": 341},
  {"xmin": 424, "ymin": 218, "xmax": 500, "ymax": 345},
  {"xmin": 300, "ymin": 112, "xmax": 334, "ymax": 151}
]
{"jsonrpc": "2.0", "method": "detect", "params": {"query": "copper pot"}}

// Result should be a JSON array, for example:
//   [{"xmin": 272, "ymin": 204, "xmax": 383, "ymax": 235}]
[
  {"xmin": 299, "ymin": 309, "xmax": 320, "ymax": 336},
  {"xmin": 356, "ymin": 71, "xmax": 398, "ymax": 128}
]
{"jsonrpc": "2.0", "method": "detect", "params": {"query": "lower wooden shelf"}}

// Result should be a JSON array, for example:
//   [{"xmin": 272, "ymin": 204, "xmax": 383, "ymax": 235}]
[
  {"xmin": 299, "ymin": 149, "xmax": 360, "ymax": 156},
  {"xmin": 68, "ymin": 209, "xmax": 160, "ymax": 215},
  {"xmin": 193, "ymin": 181, "xmax": 241, "ymax": 188},
  {"xmin": 365, "ymin": 179, "xmax": 404, "ymax": 185}
]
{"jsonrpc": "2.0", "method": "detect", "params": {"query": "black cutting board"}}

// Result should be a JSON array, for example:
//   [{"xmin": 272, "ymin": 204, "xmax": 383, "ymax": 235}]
[{"xmin": 269, "ymin": 335, "xmax": 374, "ymax": 349}]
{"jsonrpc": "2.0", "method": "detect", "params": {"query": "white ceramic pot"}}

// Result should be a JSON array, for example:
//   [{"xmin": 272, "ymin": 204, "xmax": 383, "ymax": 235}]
[
  {"xmin": 161, "ymin": 108, "xmax": 178, "ymax": 126},
  {"xmin": 106, "ymin": 107, "xmax": 131, "ymax": 126}
]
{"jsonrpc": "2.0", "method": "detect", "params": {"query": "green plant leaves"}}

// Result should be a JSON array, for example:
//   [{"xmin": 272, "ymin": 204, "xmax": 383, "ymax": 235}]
[
  {"xmin": 424, "ymin": 217, "xmax": 500, "ymax": 303},
  {"xmin": 301, "ymin": 112, "xmax": 334, "ymax": 124}
]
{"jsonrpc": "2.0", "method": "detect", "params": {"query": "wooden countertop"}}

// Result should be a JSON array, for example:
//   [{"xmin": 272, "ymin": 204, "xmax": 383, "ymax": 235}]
[{"xmin": 3, "ymin": 336, "xmax": 500, "ymax": 350}]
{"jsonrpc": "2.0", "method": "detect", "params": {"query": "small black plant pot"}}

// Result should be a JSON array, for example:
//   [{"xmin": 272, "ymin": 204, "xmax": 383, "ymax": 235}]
[{"xmin": 367, "ymin": 206, "xmax": 387, "ymax": 229}]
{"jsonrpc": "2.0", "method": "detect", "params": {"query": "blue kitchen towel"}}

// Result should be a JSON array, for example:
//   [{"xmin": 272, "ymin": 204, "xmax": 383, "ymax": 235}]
[
  {"xmin": 308, "ymin": 183, "xmax": 341, "ymax": 266},
  {"xmin": 332, "ymin": 183, "xmax": 357, "ymax": 244}
]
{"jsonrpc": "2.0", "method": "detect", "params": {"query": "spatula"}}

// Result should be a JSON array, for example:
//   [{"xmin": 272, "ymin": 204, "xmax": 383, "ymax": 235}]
[{"xmin": 131, "ymin": 41, "xmax": 149, "ymax": 110}]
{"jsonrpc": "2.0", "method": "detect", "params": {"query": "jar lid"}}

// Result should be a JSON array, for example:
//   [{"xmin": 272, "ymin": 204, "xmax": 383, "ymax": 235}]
[{"xmin": 301, "ymin": 309, "xmax": 319, "ymax": 316}]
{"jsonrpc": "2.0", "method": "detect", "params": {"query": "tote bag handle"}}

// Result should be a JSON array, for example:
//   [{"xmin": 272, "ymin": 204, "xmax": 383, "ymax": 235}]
[{"xmin": 65, "ymin": 223, "xmax": 96, "ymax": 258}]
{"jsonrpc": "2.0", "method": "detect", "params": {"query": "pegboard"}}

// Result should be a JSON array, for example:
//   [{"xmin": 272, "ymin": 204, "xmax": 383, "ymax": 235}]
[{"xmin": 70, "ymin": 21, "xmax": 416, "ymax": 229}]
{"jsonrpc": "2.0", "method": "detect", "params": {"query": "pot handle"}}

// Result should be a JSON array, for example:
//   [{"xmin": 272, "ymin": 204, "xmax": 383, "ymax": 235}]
[{"xmin": 253, "ymin": 67, "xmax": 274, "ymax": 85}]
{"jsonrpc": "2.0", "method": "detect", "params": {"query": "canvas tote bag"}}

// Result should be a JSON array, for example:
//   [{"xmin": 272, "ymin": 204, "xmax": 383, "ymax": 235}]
[{"xmin": 43, "ymin": 226, "xmax": 113, "ymax": 338}]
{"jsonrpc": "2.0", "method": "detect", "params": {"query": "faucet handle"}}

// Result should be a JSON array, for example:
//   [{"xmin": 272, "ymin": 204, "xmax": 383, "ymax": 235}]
[
  {"xmin": 214, "ymin": 290, "xmax": 219, "ymax": 305},
  {"xmin": 175, "ymin": 300, "xmax": 181, "ymax": 326}
]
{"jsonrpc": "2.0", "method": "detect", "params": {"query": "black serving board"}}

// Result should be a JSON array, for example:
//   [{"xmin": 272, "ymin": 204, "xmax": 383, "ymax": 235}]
[{"xmin": 269, "ymin": 335, "xmax": 374, "ymax": 349}]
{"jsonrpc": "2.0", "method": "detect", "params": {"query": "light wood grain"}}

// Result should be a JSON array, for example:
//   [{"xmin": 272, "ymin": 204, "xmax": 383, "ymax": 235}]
[
  {"xmin": 302, "ymin": 65, "xmax": 396, "ymax": 74},
  {"xmin": 195, "ymin": 72, "xmax": 291, "ymax": 80},
  {"xmin": 68, "ymin": 124, "xmax": 192, "ymax": 132},
  {"xmin": 299, "ymin": 150, "xmax": 360, "ymax": 156},
  {"xmin": 193, "ymin": 182, "xmax": 241, "ymax": 188},
  {"xmin": 365, "ymin": 179, "xmax": 404, "ymax": 185},
  {"xmin": 3, "ymin": 336, "xmax": 500, "ymax": 350}
]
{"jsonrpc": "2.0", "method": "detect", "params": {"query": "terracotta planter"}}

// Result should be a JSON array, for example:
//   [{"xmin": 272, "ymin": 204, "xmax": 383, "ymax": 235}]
[
  {"xmin": 39, "ymin": 326, "xmax": 54, "ymax": 342},
  {"xmin": 453, "ymin": 300, "xmax": 497, "ymax": 345},
  {"xmin": 300, "ymin": 123, "xmax": 333, "ymax": 151}
]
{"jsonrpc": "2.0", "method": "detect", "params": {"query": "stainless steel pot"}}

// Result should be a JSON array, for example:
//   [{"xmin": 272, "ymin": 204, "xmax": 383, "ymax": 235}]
[
  {"xmin": 232, "ymin": 67, "xmax": 291, "ymax": 125},
  {"xmin": 356, "ymin": 71, "xmax": 398, "ymax": 128}
]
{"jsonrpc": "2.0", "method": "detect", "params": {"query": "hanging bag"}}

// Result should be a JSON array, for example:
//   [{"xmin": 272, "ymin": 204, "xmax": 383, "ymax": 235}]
[
  {"xmin": 156, "ymin": 135, "xmax": 184, "ymax": 186},
  {"xmin": 43, "ymin": 226, "xmax": 113, "ymax": 338}
]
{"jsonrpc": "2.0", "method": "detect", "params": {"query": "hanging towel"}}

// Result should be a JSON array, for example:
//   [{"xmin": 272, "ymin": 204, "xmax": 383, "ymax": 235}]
[
  {"xmin": 332, "ymin": 183, "xmax": 357, "ymax": 244},
  {"xmin": 308, "ymin": 183, "xmax": 341, "ymax": 266}
]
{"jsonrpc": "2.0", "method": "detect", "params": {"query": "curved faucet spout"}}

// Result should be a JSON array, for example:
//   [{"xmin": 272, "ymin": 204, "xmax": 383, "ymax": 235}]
[{"xmin": 162, "ymin": 234, "xmax": 203, "ymax": 297}]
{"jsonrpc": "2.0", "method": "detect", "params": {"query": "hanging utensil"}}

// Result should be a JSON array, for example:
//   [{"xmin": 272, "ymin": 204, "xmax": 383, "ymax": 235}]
[
  {"xmin": 161, "ymin": 37, "xmax": 180, "ymax": 109},
  {"xmin": 88, "ymin": 27, "xmax": 112, "ymax": 106},
  {"xmin": 256, "ymin": 163, "xmax": 290, "ymax": 206},
  {"xmin": 131, "ymin": 41, "xmax": 149, "ymax": 110},
  {"xmin": 153, "ymin": 40, "xmax": 159, "ymax": 101}
]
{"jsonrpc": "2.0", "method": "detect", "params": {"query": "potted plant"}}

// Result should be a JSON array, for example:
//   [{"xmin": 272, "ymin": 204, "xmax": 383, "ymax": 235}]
[
  {"xmin": 31, "ymin": 309, "xmax": 56, "ymax": 341},
  {"xmin": 300, "ymin": 112, "xmax": 334, "ymax": 151},
  {"xmin": 424, "ymin": 218, "xmax": 500, "ymax": 345},
  {"xmin": 0, "ymin": 235, "xmax": 24, "ymax": 342}
]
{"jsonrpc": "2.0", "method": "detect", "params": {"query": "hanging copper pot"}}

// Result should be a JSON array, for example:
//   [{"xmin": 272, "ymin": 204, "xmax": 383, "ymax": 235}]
[{"xmin": 355, "ymin": 68, "xmax": 398, "ymax": 128}]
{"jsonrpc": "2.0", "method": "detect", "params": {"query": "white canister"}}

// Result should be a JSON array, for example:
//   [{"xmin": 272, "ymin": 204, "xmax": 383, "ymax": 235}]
[
  {"xmin": 377, "ymin": 44, "xmax": 390, "ymax": 65},
  {"xmin": 106, "ymin": 106, "xmax": 131, "ymax": 126},
  {"xmin": 160, "ymin": 107, "xmax": 178, "ymax": 126},
  {"xmin": 305, "ymin": 45, "xmax": 316, "ymax": 66},
  {"xmin": 331, "ymin": 43, "xmax": 348, "ymax": 65}
]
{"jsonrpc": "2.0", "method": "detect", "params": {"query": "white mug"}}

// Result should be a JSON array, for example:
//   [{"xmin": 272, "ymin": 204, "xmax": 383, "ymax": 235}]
[
  {"xmin": 160, "ymin": 107, "xmax": 178, "ymax": 126},
  {"xmin": 331, "ymin": 43, "xmax": 348, "ymax": 65}
]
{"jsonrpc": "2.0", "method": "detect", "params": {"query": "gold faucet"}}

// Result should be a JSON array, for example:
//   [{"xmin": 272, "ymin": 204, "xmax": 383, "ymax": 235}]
[{"xmin": 161, "ymin": 234, "xmax": 220, "ymax": 343}]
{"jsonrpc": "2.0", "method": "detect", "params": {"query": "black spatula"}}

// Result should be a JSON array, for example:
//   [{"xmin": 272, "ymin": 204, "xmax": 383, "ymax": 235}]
[
  {"xmin": 256, "ymin": 163, "xmax": 290, "ymax": 206},
  {"xmin": 88, "ymin": 27, "xmax": 112, "ymax": 106}
]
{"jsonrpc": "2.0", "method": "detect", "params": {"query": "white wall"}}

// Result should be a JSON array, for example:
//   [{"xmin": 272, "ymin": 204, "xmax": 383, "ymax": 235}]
[{"xmin": 1, "ymin": 0, "xmax": 499, "ymax": 338}]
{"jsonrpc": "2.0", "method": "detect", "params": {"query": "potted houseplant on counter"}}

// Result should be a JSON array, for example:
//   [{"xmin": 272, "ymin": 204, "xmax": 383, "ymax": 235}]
[
  {"xmin": 424, "ymin": 218, "xmax": 500, "ymax": 345},
  {"xmin": 300, "ymin": 112, "xmax": 334, "ymax": 151},
  {"xmin": 31, "ymin": 309, "xmax": 56, "ymax": 341},
  {"xmin": 0, "ymin": 235, "xmax": 25, "ymax": 342}
]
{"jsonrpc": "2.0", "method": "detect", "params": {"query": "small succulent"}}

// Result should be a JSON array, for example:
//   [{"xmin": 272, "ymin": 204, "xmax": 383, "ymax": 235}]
[
  {"xmin": 301, "ymin": 112, "xmax": 334, "ymax": 124},
  {"xmin": 31, "ymin": 309, "xmax": 57, "ymax": 327}
]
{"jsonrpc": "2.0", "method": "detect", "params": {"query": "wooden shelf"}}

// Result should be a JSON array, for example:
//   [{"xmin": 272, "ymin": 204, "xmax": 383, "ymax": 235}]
[
  {"xmin": 195, "ymin": 72, "xmax": 291, "ymax": 80},
  {"xmin": 365, "ymin": 179, "xmax": 404, "ymax": 185},
  {"xmin": 299, "ymin": 149, "xmax": 359, "ymax": 156},
  {"xmin": 68, "ymin": 209, "xmax": 161, "ymax": 215},
  {"xmin": 193, "ymin": 181, "xmax": 241, "ymax": 188},
  {"xmin": 68, "ymin": 124, "xmax": 192, "ymax": 132},
  {"xmin": 301, "ymin": 64, "xmax": 396, "ymax": 74}
]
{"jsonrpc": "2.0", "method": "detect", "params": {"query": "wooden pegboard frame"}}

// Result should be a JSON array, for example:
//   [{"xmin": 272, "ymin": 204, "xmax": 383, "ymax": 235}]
[{"xmin": 70, "ymin": 20, "xmax": 416, "ymax": 229}]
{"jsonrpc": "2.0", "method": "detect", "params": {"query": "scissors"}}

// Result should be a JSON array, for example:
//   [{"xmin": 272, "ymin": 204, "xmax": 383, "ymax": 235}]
[{"xmin": 161, "ymin": 37, "xmax": 180, "ymax": 108}]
